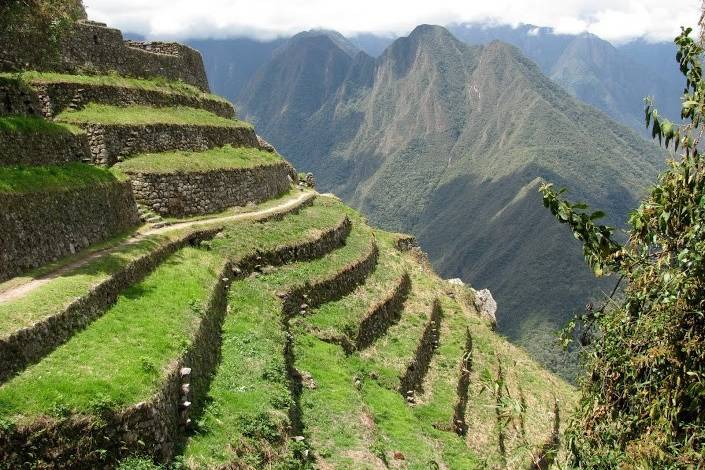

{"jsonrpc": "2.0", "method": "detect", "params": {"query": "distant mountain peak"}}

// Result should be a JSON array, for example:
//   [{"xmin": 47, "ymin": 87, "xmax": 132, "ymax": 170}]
[
  {"xmin": 289, "ymin": 29, "xmax": 360, "ymax": 58},
  {"xmin": 406, "ymin": 24, "xmax": 458, "ymax": 44}
]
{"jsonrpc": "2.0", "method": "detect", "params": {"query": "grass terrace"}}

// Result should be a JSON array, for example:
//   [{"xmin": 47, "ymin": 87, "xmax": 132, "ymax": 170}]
[
  {"xmin": 56, "ymin": 104, "xmax": 250, "ymax": 128},
  {"xmin": 114, "ymin": 145, "xmax": 283, "ymax": 174},
  {"xmin": 296, "ymin": 231, "xmax": 407, "ymax": 347},
  {"xmin": 0, "ymin": 199, "xmax": 352, "ymax": 422},
  {"xmin": 0, "ymin": 116, "xmax": 81, "ymax": 135},
  {"xmin": 183, "ymin": 210, "xmax": 376, "ymax": 467},
  {"xmin": 0, "ymin": 162, "xmax": 126, "ymax": 194},
  {"xmin": 0, "ymin": 71, "xmax": 230, "ymax": 103}
]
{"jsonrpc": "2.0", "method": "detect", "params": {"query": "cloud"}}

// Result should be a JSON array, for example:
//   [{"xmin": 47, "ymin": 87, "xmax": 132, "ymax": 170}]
[{"xmin": 83, "ymin": 0, "xmax": 701, "ymax": 43}]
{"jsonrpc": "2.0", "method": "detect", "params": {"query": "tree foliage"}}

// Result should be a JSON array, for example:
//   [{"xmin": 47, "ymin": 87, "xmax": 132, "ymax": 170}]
[{"xmin": 539, "ymin": 20, "xmax": 705, "ymax": 469}]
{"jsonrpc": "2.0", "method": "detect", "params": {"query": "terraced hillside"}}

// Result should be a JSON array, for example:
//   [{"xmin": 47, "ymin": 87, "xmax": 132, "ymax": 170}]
[{"xmin": 0, "ymin": 10, "xmax": 574, "ymax": 469}]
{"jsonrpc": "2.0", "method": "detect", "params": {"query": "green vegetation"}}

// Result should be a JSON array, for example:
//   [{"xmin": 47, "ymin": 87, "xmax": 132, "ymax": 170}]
[
  {"xmin": 56, "ymin": 104, "xmax": 251, "ymax": 128},
  {"xmin": 0, "ymin": 230, "xmax": 179, "ymax": 338},
  {"xmin": 299, "ymin": 233, "xmax": 406, "ymax": 343},
  {"xmin": 539, "ymin": 25, "xmax": 705, "ymax": 468},
  {"xmin": 0, "ymin": 116, "xmax": 80, "ymax": 135},
  {"xmin": 184, "ymin": 212, "xmax": 375, "ymax": 467},
  {"xmin": 1, "ymin": 71, "xmax": 230, "ymax": 103},
  {"xmin": 0, "ymin": 245, "xmax": 225, "ymax": 419},
  {"xmin": 114, "ymin": 145, "xmax": 283, "ymax": 174},
  {"xmin": 0, "ymin": 163, "xmax": 125, "ymax": 194}
]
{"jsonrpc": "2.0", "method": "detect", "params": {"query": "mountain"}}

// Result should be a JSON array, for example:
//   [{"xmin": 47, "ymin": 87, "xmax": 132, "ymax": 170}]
[
  {"xmin": 236, "ymin": 24, "xmax": 663, "ymax": 377},
  {"xmin": 190, "ymin": 24, "xmax": 683, "ymax": 136},
  {"xmin": 448, "ymin": 23, "xmax": 683, "ymax": 134},
  {"xmin": 187, "ymin": 37, "xmax": 285, "ymax": 103}
]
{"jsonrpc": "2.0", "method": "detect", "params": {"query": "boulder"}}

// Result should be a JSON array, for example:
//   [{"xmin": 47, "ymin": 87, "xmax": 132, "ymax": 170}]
[{"xmin": 473, "ymin": 288, "xmax": 497, "ymax": 329}]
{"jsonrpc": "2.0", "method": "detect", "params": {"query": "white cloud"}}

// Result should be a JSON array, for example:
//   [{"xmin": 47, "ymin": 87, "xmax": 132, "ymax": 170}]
[{"xmin": 83, "ymin": 0, "xmax": 701, "ymax": 43}]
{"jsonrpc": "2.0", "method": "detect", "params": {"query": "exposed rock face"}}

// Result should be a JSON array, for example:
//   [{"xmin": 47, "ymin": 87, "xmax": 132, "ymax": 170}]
[{"xmin": 473, "ymin": 288, "xmax": 497, "ymax": 328}]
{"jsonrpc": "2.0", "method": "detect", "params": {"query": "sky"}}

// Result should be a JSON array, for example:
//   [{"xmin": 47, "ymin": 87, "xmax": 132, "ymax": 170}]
[{"xmin": 83, "ymin": 0, "xmax": 701, "ymax": 44}]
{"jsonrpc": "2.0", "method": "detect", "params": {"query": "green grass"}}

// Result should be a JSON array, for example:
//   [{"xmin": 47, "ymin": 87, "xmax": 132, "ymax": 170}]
[
  {"xmin": 0, "ymin": 116, "xmax": 80, "ymax": 135},
  {"xmin": 113, "ymin": 145, "xmax": 283, "ymax": 174},
  {"xmin": 359, "ymin": 267, "xmax": 438, "ymax": 391},
  {"xmin": 0, "ymin": 246, "xmax": 225, "ymax": 420},
  {"xmin": 183, "ymin": 213, "xmax": 376, "ymax": 467},
  {"xmin": 297, "ymin": 232, "xmax": 406, "ymax": 344},
  {"xmin": 295, "ymin": 334, "xmax": 387, "ymax": 469},
  {"xmin": 0, "ymin": 163, "xmax": 126, "ymax": 194},
  {"xmin": 0, "ymin": 199, "xmax": 353, "ymax": 422},
  {"xmin": 291, "ymin": 233, "xmax": 481, "ymax": 468},
  {"xmin": 56, "ymin": 104, "xmax": 251, "ymax": 128},
  {"xmin": 0, "ymin": 231, "xmax": 177, "ymax": 338},
  {"xmin": 0, "ymin": 71, "xmax": 229, "ymax": 103}
]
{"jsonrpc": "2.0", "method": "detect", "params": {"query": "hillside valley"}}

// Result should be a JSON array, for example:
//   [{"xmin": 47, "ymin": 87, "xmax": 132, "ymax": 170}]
[{"xmin": 232, "ymin": 25, "xmax": 664, "ymax": 377}]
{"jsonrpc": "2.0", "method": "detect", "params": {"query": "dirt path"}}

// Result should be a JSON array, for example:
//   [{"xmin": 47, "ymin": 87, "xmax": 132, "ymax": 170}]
[{"xmin": 0, "ymin": 191, "xmax": 315, "ymax": 304}]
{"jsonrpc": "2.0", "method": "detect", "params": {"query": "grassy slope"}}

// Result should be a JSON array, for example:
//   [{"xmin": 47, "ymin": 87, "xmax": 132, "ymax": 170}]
[
  {"xmin": 1, "ymin": 71, "xmax": 229, "ymax": 103},
  {"xmin": 114, "ymin": 145, "xmax": 283, "ymax": 174},
  {"xmin": 0, "ymin": 199, "xmax": 348, "ymax": 421},
  {"xmin": 0, "ymin": 163, "xmax": 125, "ymax": 194},
  {"xmin": 56, "ymin": 104, "xmax": 250, "ymax": 128},
  {"xmin": 183, "ymin": 206, "xmax": 374, "ymax": 468},
  {"xmin": 293, "ymin": 231, "xmax": 575, "ymax": 469}
]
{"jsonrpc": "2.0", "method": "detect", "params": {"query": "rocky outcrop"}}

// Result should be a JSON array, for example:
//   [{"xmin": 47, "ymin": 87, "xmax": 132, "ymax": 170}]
[
  {"xmin": 473, "ymin": 288, "xmax": 497, "ymax": 329},
  {"xmin": 127, "ymin": 161, "xmax": 294, "ymax": 217}
]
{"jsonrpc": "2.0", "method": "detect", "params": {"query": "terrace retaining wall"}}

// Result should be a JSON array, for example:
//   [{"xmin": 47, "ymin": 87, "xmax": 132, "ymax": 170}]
[
  {"xmin": 0, "ymin": 21, "xmax": 210, "ymax": 92},
  {"xmin": 32, "ymin": 81, "xmax": 235, "ymax": 119},
  {"xmin": 0, "ymin": 208, "xmax": 355, "ymax": 467},
  {"xmin": 128, "ymin": 162, "xmax": 294, "ymax": 216},
  {"xmin": 0, "ymin": 180, "xmax": 139, "ymax": 284},
  {"xmin": 0, "ymin": 129, "xmax": 91, "ymax": 165},
  {"xmin": 82, "ymin": 123, "xmax": 259, "ymax": 166}
]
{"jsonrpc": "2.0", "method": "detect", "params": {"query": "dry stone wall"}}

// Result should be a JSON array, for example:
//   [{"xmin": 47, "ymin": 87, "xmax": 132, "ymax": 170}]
[
  {"xmin": 0, "ymin": 130, "xmax": 91, "ymax": 165},
  {"xmin": 0, "ymin": 180, "xmax": 139, "ymax": 283},
  {"xmin": 128, "ymin": 162, "xmax": 294, "ymax": 216},
  {"xmin": 84, "ymin": 123, "xmax": 259, "ymax": 166}
]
